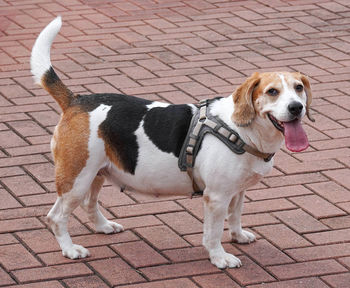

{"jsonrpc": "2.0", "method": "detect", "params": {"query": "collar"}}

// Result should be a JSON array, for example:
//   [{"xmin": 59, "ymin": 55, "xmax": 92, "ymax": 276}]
[{"xmin": 178, "ymin": 98, "xmax": 274, "ymax": 195}]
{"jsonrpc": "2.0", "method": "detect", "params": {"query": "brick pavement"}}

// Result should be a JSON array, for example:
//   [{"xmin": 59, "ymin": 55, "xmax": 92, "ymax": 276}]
[{"xmin": 0, "ymin": 0, "xmax": 350, "ymax": 287}]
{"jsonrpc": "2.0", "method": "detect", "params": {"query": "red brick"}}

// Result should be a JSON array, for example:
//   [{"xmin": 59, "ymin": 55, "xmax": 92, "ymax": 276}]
[
  {"xmin": 193, "ymin": 273, "xmax": 240, "ymax": 288},
  {"xmin": 24, "ymin": 162, "xmax": 55, "ymax": 182},
  {"xmin": 0, "ymin": 188, "xmax": 21, "ymax": 209},
  {"xmin": 16, "ymin": 229, "xmax": 60, "ymax": 253},
  {"xmin": 263, "ymin": 172, "xmax": 328, "ymax": 187},
  {"xmin": 157, "ymin": 211, "xmax": 203, "ymax": 235},
  {"xmin": 121, "ymin": 278, "xmax": 199, "ymax": 288},
  {"xmin": 243, "ymin": 199, "xmax": 296, "ymax": 214},
  {"xmin": 322, "ymin": 273, "xmax": 350, "ymax": 288},
  {"xmin": 247, "ymin": 277, "xmax": 330, "ymax": 288},
  {"xmin": 114, "ymin": 215, "xmax": 162, "ymax": 229},
  {"xmin": 140, "ymin": 260, "xmax": 218, "ymax": 280},
  {"xmin": 163, "ymin": 246, "xmax": 212, "ymax": 262},
  {"xmin": 63, "ymin": 276, "xmax": 109, "ymax": 288},
  {"xmin": 237, "ymin": 239, "xmax": 294, "ymax": 266},
  {"xmin": 273, "ymin": 209, "xmax": 328, "ymax": 233},
  {"xmin": 0, "ymin": 267, "xmax": 15, "ymax": 286},
  {"xmin": 307, "ymin": 181, "xmax": 350, "ymax": 203},
  {"xmin": 322, "ymin": 215, "xmax": 350, "ymax": 229},
  {"xmin": 289, "ymin": 195, "xmax": 346, "ymax": 218},
  {"xmin": 323, "ymin": 168, "xmax": 350, "ymax": 190},
  {"xmin": 7, "ymin": 281, "xmax": 64, "ymax": 288},
  {"xmin": 246, "ymin": 185, "xmax": 313, "ymax": 201},
  {"xmin": 13, "ymin": 263, "xmax": 93, "ymax": 283},
  {"xmin": 89, "ymin": 258, "xmax": 144, "ymax": 286},
  {"xmin": 227, "ymin": 256, "xmax": 275, "ymax": 285},
  {"xmin": 255, "ymin": 224, "xmax": 311, "ymax": 249},
  {"xmin": 38, "ymin": 246, "xmax": 116, "ymax": 266},
  {"xmin": 0, "ymin": 130, "xmax": 27, "ymax": 148},
  {"xmin": 135, "ymin": 225, "xmax": 190, "ymax": 250},
  {"xmin": 0, "ymin": 155, "xmax": 47, "ymax": 168},
  {"xmin": 0, "ymin": 244, "xmax": 41, "ymax": 270},
  {"xmin": 267, "ymin": 259, "xmax": 347, "ymax": 280},
  {"xmin": 111, "ymin": 241, "xmax": 168, "ymax": 267},
  {"xmin": 0, "ymin": 217, "xmax": 44, "ymax": 233},
  {"xmin": 304, "ymin": 228, "xmax": 350, "ymax": 245},
  {"xmin": 110, "ymin": 201, "xmax": 182, "ymax": 218},
  {"xmin": 286, "ymin": 243, "xmax": 350, "ymax": 261}
]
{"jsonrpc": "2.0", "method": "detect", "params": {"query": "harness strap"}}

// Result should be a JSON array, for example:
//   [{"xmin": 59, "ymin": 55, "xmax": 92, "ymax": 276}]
[{"xmin": 179, "ymin": 99, "xmax": 274, "ymax": 196}]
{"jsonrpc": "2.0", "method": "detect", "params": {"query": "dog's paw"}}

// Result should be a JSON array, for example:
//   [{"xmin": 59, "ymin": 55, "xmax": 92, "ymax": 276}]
[
  {"xmin": 62, "ymin": 244, "xmax": 90, "ymax": 259},
  {"xmin": 96, "ymin": 220, "xmax": 124, "ymax": 234},
  {"xmin": 210, "ymin": 252, "xmax": 242, "ymax": 269},
  {"xmin": 231, "ymin": 229, "xmax": 256, "ymax": 244}
]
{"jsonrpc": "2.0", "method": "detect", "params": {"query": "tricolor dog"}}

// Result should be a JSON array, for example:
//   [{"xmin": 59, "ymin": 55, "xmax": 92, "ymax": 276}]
[{"xmin": 31, "ymin": 17, "xmax": 314, "ymax": 269}]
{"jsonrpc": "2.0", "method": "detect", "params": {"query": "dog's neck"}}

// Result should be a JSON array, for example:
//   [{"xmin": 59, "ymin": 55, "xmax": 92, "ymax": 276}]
[{"xmin": 209, "ymin": 95, "xmax": 284, "ymax": 154}]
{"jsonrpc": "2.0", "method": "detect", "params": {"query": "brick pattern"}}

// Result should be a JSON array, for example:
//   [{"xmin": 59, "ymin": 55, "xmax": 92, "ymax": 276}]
[{"xmin": 0, "ymin": 0, "xmax": 350, "ymax": 287}]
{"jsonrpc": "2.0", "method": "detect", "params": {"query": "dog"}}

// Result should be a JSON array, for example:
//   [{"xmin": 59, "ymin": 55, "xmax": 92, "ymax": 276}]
[{"xmin": 30, "ymin": 17, "xmax": 313, "ymax": 269}]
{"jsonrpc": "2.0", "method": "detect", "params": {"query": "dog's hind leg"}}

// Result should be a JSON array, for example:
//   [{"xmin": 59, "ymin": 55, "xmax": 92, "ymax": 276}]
[
  {"xmin": 48, "ymin": 185, "xmax": 91, "ymax": 259},
  {"xmin": 81, "ymin": 174, "xmax": 124, "ymax": 234},
  {"xmin": 227, "ymin": 191, "xmax": 256, "ymax": 244}
]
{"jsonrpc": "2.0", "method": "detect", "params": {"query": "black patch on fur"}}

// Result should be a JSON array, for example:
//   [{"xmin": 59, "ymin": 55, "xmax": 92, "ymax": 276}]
[
  {"xmin": 74, "ymin": 93, "xmax": 151, "ymax": 174},
  {"xmin": 44, "ymin": 67, "xmax": 60, "ymax": 85},
  {"xmin": 143, "ymin": 105, "xmax": 194, "ymax": 157}
]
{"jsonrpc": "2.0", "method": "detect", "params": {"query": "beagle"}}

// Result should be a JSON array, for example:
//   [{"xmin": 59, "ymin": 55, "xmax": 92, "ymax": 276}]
[{"xmin": 31, "ymin": 17, "xmax": 313, "ymax": 269}]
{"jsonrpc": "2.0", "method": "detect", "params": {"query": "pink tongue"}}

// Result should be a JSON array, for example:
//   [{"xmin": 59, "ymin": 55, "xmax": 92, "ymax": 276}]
[{"xmin": 283, "ymin": 119, "xmax": 309, "ymax": 152}]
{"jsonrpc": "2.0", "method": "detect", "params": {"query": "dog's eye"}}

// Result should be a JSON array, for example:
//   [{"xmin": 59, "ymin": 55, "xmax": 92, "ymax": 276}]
[
  {"xmin": 295, "ymin": 84, "xmax": 303, "ymax": 92},
  {"xmin": 267, "ymin": 88, "xmax": 279, "ymax": 96}
]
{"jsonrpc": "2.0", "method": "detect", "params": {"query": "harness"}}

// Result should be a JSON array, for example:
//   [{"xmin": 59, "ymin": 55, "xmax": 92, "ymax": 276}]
[{"xmin": 178, "ymin": 99, "xmax": 274, "ymax": 196}]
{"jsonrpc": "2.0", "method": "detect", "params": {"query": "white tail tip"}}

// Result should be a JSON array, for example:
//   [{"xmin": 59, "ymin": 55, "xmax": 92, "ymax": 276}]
[{"xmin": 31, "ymin": 16, "xmax": 62, "ymax": 85}]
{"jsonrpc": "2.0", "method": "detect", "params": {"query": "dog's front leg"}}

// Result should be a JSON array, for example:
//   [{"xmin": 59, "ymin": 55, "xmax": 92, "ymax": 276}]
[
  {"xmin": 202, "ymin": 191, "xmax": 242, "ymax": 269},
  {"xmin": 227, "ymin": 191, "xmax": 256, "ymax": 243}
]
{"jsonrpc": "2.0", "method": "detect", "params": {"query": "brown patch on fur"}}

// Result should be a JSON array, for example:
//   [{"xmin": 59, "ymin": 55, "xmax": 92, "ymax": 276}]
[
  {"xmin": 232, "ymin": 72, "xmax": 261, "ymax": 127},
  {"xmin": 41, "ymin": 68, "xmax": 74, "ymax": 112},
  {"xmin": 52, "ymin": 106, "xmax": 90, "ymax": 195},
  {"xmin": 203, "ymin": 195, "xmax": 210, "ymax": 204},
  {"xmin": 97, "ymin": 129, "xmax": 126, "ymax": 171},
  {"xmin": 297, "ymin": 73, "xmax": 314, "ymax": 122}
]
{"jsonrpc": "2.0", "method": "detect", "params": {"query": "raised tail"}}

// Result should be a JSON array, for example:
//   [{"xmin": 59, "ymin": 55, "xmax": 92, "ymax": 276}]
[{"xmin": 31, "ymin": 16, "xmax": 73, "ymax": 112}]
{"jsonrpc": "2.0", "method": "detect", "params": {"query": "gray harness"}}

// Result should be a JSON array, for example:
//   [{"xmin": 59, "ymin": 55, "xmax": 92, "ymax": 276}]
[{"xmin": 178, "ymin": 99, "xmax": 274, "ymax": 196}]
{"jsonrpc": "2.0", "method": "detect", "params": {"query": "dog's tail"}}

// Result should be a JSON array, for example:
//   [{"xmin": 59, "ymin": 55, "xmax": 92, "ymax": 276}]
[{"xmin": 31, "ymin": 16, "xmax": 73, "ymax": 112}]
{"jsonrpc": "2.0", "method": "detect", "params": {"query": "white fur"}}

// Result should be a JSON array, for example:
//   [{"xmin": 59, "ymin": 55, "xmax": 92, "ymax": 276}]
[{"xmin": 31, "ymin": 16, "xmax": 62, "ymax": 85}]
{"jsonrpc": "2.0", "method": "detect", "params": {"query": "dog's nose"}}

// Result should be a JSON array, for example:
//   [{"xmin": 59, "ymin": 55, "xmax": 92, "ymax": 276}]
[{"xmin": 288, "ymin": 101, "xmax": 303, "ymax": 116}]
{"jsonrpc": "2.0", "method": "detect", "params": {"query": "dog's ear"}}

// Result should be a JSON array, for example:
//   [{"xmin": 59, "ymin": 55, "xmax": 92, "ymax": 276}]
[
  {"xmin": 232, "ymin": 72, "xmax": 260, "ymax": 127},
  {"xmin": 300, "ymin": 74, "xmax": 315, "ymax": 122}
]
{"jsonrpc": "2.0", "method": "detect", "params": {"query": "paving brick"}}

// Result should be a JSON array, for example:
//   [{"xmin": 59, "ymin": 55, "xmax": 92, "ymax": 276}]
[
  {"xmin": 286, "ymin": 243, "xmax": 350, "ymax": 261},
  {"xmin": 304, "ymin": 228, "xmax": 350, "ymax": 245},
  {"xmin": 157, "ymin": 211, "xmax": 203, "ymax": 235},
  {"xmin": 121, "ymin": 278, "xmax": 199, "ymax": 288},
  {"xmin": 111, "ymin": 241, "xmax": 168, "ymax": 268},
  {"xmin": 0, "ymin": 243, "xmax": 41, "ymax": 271},
  {"xmin": 0, "ymin": 266, "xmax": 15, "ymax": 286},
  {"xmin": 110, "ymin": 201, "xmax": 182, "ymax": 218},
  {"xmin": 227, "ymin": 255, "xmax": 275, "ymax": 285},
  {"xmin": 63, "ymin": 275, "xmax": 109, "ymax": 288},
  {"xmin": 289, "ymin": 195, "xmax": 346, "ymax": 219},
  {"xmin": 0, "ymin": 188, "xmax": 22, "ymax": 209},
  {"xmin": 140, "ymin": 259, "xmax": 218, "ymax": 280},
  {"xmin": 193, "ymin": 273, "xmax": 241, "ymax": 288},
  {"xmin": 89, "ymin": 258, "xmax": 144, "ymax": 286},
  {"xmin": 135, "ymin": 225, "xmax": 190, "ymax": 250},
  {"xmin": 273, "ymin": 209, "xmax": 328, "ymax": 233},
  {"xmin": 246, "ymin": 185, "xmax": 313, "ymax": 201},
  {"xmin": 255, "ymin": 224, "xmax": 311, "ymax": 249},
  {"xmin": 13, "ymin": 263, "xmax": 93, "ymax": 283},
  {"xmin": 237, "ymin": 239, "xmax": 294, "ymax": 266},
  {"xmin": 267, "ymin": 259, "xmax": 347, "ymax": 280},
  {"xmin": 247, "ymin": 277, "xmax": 330, "ymax": 288},
  {"xmin": 307, "ymin": 181, "xmax": 350, "ymax": 203},
  {"xmin": 321, "ymin": 215, "xmax": 350, "ymax": 229}
]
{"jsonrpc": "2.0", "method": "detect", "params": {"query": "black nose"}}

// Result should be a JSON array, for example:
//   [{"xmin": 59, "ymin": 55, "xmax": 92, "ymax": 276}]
[{"xmin": 288, "ymin": 101, "xmax": 303, "ymax": 116}]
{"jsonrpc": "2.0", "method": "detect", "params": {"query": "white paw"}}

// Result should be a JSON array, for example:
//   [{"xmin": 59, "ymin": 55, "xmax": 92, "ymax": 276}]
[
  {"xmin": 231, "ymin": 229, "xmax": 256, "ymax": 244},
  {"xmin": 210, "ymin": 252, "xmax": 242, "ymax": 269},
  {"xmin": 96, "ymin": 220, "xmax": 124, "ymax": 234},
  {"xmin": 62, "ymin": 244, "xmax": 90, "ymax": 259}
]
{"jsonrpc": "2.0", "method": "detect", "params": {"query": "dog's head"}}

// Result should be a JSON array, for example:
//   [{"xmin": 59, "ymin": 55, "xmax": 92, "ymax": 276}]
[{"xmin": 232, "ymin": 72, "xmax": 314, "ymax": 152}]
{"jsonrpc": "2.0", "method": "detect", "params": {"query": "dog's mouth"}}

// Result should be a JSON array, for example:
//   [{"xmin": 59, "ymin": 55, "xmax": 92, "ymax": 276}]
[
  {"xmin": 268, "ymin": 113, "xmax": 309, "ymax": 152},
  {"xmin": 268, "ymin": 114, "xmax": 284, "ymax": 133}
]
